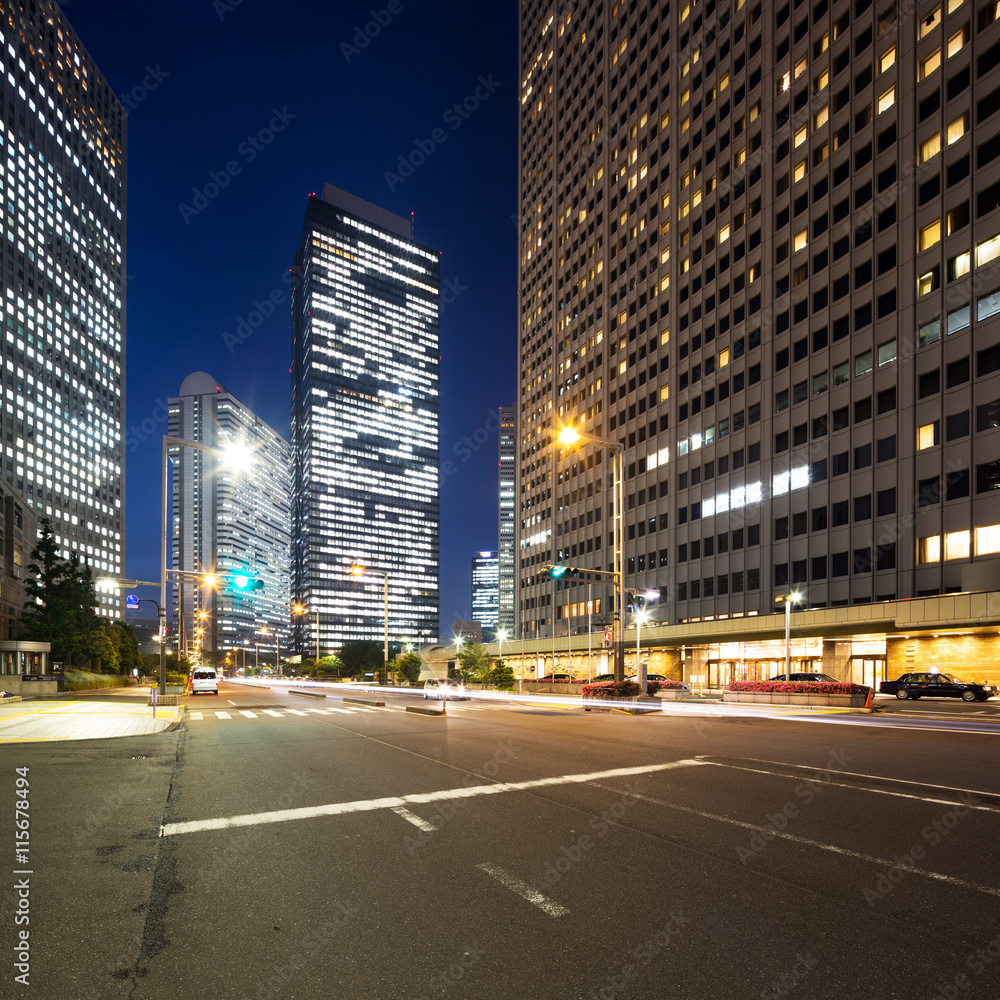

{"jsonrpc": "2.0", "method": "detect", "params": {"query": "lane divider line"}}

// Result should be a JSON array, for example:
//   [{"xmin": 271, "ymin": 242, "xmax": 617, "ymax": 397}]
[
  {"xmin": 391, "ymin": 806, "xmax": 438, "ymax": 832},
  {"xmin": 477, "ymin": 863, "xmax": 568, "ymax": 917},
  {"xmin": 159, "ymin": 760, "xmax": 706, "ymax": 838}
]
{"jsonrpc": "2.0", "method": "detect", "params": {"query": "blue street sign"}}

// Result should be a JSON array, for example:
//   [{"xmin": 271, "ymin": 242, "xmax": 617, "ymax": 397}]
[{"xmin": 126, "ymin": 594, "xmax": 139, "ymax": 608}]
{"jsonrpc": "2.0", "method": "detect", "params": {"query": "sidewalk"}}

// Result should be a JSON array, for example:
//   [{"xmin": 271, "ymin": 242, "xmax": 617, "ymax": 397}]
[{"xmin": 0, "ymin": 688, "xmax": 183, "ymax": 743}]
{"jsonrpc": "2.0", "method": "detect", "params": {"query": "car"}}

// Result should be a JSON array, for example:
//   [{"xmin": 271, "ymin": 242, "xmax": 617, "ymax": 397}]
[
  {"xmin": 190, "ymin": 668, "xmax": 219, "ymax": 696},
  {"xmin": 545, "ymin": 673, "xmax": 580, "ymax": 682},
  {"xmin": 768, "ymin": 672, "xmax": 842, "ymax": 683},
  {"xmin": 422, "ymin": 677, "xmax": 468, "ymax": 700},
  {"xmin": 879, "ymin": 672, "xmax": 995, "ymax": 702}
]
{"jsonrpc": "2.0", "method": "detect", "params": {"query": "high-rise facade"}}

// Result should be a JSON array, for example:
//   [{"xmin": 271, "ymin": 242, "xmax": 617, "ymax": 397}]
[
  {"xmin": 4, "ymin": 2, "xmax": 126, "ymax": 617},
  {"xmin": 169, "ymin": 372, "xmax": 291, "ymax": 658},
  {"xmin": 498, "ymin": 404, "xmax": 518, "ymax": 634},
  {"xmin": 472, "ymin": 550, "xmax": 500, "ymax": 633},
  {"xmin": 518, "ymin": 0, "xmax": 1000, "ymax": 649},
  {"xmin": 291, "ymin": 185, "xmax": 441, "ymax": 651}
]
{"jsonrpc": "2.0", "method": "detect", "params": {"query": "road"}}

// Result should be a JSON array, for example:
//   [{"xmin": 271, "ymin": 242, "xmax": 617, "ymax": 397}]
[{"xmin": 5, "ymin": 680, "xmax": 1000, "ymax": 999}]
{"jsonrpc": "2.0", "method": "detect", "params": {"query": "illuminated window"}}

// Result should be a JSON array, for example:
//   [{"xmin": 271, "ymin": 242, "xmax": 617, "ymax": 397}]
[
  {"xmin": 780, "ymin": 71, "xmax": 791, "ymax": 93},
  {"xmin": 945, "ymin": 530, "xmax": 970, "ymax": 560},
  {"xmin": 948, "ymin": 0, "xmax": 965, "ymax": 9},
  {"xmin": 618, "ymin": 360, "xmax": 627, "ymax": 375},
  {"xmin": 814, "ymin": 69, "xmax": 829, "ymax": 92},
  {"xmin": 918, "ymin": 421, "xmax": 940, "ymax": 449},
  {"xmin": 794, "ymin": 160, "xmax": 807, "ymax": 182},
  {"xmin": 920, "ymin": 6, "xmax": 942, "ymax": 37},
  {"xmin": 977, "ymin": 231, "xmax": 1000, "ymax": 268},
  {"xmin": 794, "ymin": 56, "xmax": 807, "ymax": 79},
  {"xmin": 920, "ymin": 133, "xmax": 941, "ymax": 164},
  {"xmin": 919, "ymin": 49, "xmax": 942, "ymax": 80},
  {"xmin": 681, "ymin": 117, "xmax": 690, "ymax": 134},
  {"xmin": 681, "ymin": 88, "xmax": 691, "ymax": 105},
  {"xmin": 948, "ymin": 26, "xmax": 969, "ymax": 56},
  {"xmin": 719, "ymin": 348, "xmax": 730, "ymax": 367},
  {"xmin": 950, "ymin": 250, "xmax": 971, "ymax": 277},
  {"xmin": 947, "ymin": 113, "xmax": 969, "ymax": 144},
  {"xmin": 720, "ymin": 72, "xmax": 730, "ymax": 90},
  {"xmin": 796, "ymin": 124, "xmax": 809, "ymax": 146},
  {"xmin": 749, "ymin": 102, "xmax": 760, "ymax": 123},
  {"xmin": 749, "ymin": 262, "xmax": 761, "ymax": 282},
  {"xmin": 793, "ymin": 230, "xmax": 808, "ymax": 252},
  {"xmin": 878, "ymin": 87, "xmax": 895, "ymax": 114},
  {"xmin": 659, "ymin": 384, "xmax": 670, "ymax": 402},
  {"xmin": 918, "ymin": 535, "xmax": 941, "ymax": 563},
  {"xmin": 919, "ymin": 220, "xmax": 941, "ymax": 251},
  {"xmin": 692, "ymin": 189, "xmax": 702, "ymax": 208},
  {"xmin": 734, "ymin": 147, "xmax": 747, "ymax": 166},
  {"xmin": 976, "ymin": 524, "xmax": 1000, "ymax": 555},
  {"xmin": 719, "ymin": 223, "xmax": 730, "ymax": 243},
  {"xmin": 816, "ymin": 30, "xmax": 829, "ymax": 53},
  {"xmin": 879, "ymin": 46, "xmax": 896, "ymax": 72}
]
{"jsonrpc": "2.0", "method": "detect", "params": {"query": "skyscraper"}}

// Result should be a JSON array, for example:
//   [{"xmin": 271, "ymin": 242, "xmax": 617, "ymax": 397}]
[
  {"xmin": 169, "ymin": 372, "xmax": 291, "ymax": 659},
  {"xmin": 518, "ymin": 0, "xmax": 1000, "ymax": 672},
  {"xmin": 291, "ymin": 185, "xmax": 440, "ymax": 651},
  {"xmin": 498, "ymin": 404, "xmax": 518, "ymax": 635},
  {"xmin": 4, "ymin": 2, "xmax": 126, "ymax": 617},
  {"xmin": 472, "ymin": 550, "xmax": 500, "ymax": 634}
]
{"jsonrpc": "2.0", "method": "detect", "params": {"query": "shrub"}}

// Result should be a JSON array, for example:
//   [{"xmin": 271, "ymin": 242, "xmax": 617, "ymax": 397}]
[
  {"xmin": 728, "ymin": 680, "xmax": 868, "ymax": 694},
  {"xmin": 63, "ymin": 669, "xmax": 122, "ymax": 692},
  {"xmin": 582, "ymin": 680, "xmax": 642, "ymax": 698},
  {"xmin": 647, "ymin": 679, "xmax": 686, "ymax": 694}
]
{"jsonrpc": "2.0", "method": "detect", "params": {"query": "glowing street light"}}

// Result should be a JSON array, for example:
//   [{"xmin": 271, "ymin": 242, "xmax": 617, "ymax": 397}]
[
  {"xmin": 292, "ymin": 602, "xmax": 320, "ymax": 663},
  {"xmin": 776, "ymin": 591, "xmax": 804, "ymax": 677},
  {"xmin": 351, "ymin": 563, "xmax": 390, "ymax": 684}
]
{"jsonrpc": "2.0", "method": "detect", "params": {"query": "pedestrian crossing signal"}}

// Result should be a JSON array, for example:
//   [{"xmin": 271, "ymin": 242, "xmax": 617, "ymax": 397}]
[{"xmin": 602, "ymin": 630, "xmax": 612, "ymax": 648}]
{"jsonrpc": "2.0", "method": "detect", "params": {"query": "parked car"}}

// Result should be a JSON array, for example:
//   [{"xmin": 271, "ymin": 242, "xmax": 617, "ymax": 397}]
[
  {"xmin": 879, "ymin": 672, "xmax": 995, "ymax": 701},
  {"xmin": 768, "ymin": 672, "xmax": 841, "ymax": 683},
  {"xmin": 544, "ymin": 673, "xmax": 582, "ymax": 682},
  {"xmin": 422, "ymin": 678, "xmax": 468, "ymax": 700}
]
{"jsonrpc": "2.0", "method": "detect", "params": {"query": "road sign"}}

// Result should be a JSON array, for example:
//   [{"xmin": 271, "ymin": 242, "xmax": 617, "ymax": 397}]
[{"xmin": 126, "ymin": 594, "xmax": 139, "ymax": 608}]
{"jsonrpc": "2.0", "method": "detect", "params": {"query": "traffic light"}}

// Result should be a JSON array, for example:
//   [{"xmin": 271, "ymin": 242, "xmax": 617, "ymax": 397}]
[
  {"xmin": 549, "ymin": 565, "xmax": 568, "ymax": 578},
  {"xmin": 230, "ymin": 574, "xmax": 264, "ymax": 591},
  {"xmin": 549, "ymin": 565, "xmax": 583, "ymax": 579}
]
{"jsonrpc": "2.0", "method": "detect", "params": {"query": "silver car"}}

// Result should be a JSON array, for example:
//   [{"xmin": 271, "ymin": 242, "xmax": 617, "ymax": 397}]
[{"xmin": 422, "ymin": 678, "xmax": 468, "ymax": 700}]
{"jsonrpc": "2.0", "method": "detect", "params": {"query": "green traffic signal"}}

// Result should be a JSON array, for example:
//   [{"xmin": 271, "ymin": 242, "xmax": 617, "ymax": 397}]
[
  {"xmin": 550, "ymin": 565, "xmax": 568, "ymax": 578},
  {"xmin": 231, "ymin": 574, "xmax": 264, "ymax": 591}
]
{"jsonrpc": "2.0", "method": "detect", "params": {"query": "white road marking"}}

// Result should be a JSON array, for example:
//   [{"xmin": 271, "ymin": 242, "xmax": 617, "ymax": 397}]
[
  {"xmin": 189, "ymin": 712, "xmax": 204, "ymax": 720},
  {"xmin": 262, "ymin": 710, "xmax": 283, "ymax": 717},
  {"xmin": 306, "ymin": 708, "xmax": 327, "ymax": 714},
  {"xmin": 239, "ymin": 710, "xmax": 257, "ymax": 718},
  {"xmin": 286, "ymin": 709, "xmax": 308, "ymax": 716},
  {"xmin": 477, "ymin": 863, "xmax": 568, "ymax": 917},
  {"xmin": 159, "ymin": 760, "xmax": 705, "ymax": 837},
  {"xmin": 227, "ymin": 700, "xmax": 237, "ymax": 706},
  {"xmin": 698, "ymin": 760, "xmax": 1000, "ymax": 814},
  {"xmin": 391, "ymin": 806, "xmax": 438, "ymax": 832},
  {"xmin": 325, "ymin": 708, "xmax": 356, "ymax": 714},
  {"xmin": 214, "ymin": 712, "xmax": 232, "ymax": 719},
  {"xmin": 590, "ymin": 783, "xmax": 1000, "ymax": 900}
]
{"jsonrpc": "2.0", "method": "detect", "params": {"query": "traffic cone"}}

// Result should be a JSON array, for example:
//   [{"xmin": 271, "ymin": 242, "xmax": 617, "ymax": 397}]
[
  {"xmin": 441, "ymin": 695, "xmax": 447, "ymax": 717},
  {"xmin": 864, "ymin": 687, "xmax": 873, "ymax": 710}
]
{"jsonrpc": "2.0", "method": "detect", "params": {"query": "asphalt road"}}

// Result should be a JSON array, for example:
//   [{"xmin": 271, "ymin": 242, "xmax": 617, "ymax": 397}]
[{"xmin": 5, "ymin": 681, "xmax": 1000, "ymax": 1000}]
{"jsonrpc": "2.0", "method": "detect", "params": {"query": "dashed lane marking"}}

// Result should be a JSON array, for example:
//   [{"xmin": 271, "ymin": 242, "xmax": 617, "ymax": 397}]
[
  {"xmin": 391, "ymin": 806, "xmax": 438, "ymax": 832},
  {"xmin": 477, "ymin": 863, "xmax": 568, "ymax": 917}
]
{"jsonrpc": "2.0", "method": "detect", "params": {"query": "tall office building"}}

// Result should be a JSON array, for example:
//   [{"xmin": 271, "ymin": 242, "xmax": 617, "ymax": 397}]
[
  {"xmin": 291, "ymin": 185, "xmax": 441, "ymax": 651},
  {"xmin": 472, "ymin": 550, "xmax": 500, "ymax": 634},
  {"xmin": 498, "ymin": 404, "xmax": 518, "ymax": 635},
  {"xmin": 518, "ymin": 0, "xmax": 1000, "ymax": 675},
  {"xmin": 3, "ymin": 2, "xmax": 126, "ymax": 617},
  {"xmin": 169, "ymin": 372, "xmax": 292, "ymax": 659}
]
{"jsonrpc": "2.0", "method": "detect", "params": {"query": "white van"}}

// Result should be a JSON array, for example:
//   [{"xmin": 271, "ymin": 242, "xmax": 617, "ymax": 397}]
[{"xmin": 191, "ymin": 668, "xmax": 220, "ymax": 695}]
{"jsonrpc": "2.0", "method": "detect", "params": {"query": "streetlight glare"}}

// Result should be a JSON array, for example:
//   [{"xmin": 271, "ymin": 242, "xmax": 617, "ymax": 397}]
[
  {"xmin": 558, "ymin": 426, "xmax": 581, "ymax": 446},
  {"xmin": 220, "ymin": 440, "xmax": 254, "ymax": 472}
]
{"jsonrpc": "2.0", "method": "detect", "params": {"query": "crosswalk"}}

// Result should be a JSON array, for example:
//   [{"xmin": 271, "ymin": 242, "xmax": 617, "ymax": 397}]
[{"xmin": 186, "ymin": 701, "xmax": 572, "ymax": 722}]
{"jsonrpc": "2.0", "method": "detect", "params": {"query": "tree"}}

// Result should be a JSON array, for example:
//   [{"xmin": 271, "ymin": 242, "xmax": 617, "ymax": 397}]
[
  {"xmin": 315, "ymin": 655, "xmax": 346, "ymax": 677},
  {"xmin": 20, "ymin": 518, "xmax": 99, "ymax": 662},
  {"xmin": 336, "ymin": 641, "xmax": 383, "ymax": 677},
  {"xmin": 394, "ymin": 652, "xmax": 422, "ymax": 685},
  {"xmin": 490, "ymin": 658, "xmax": 516, "ymax": 691},
  {"xmin": 109, "ymin": 621, "xmax": 142, "ymax": 676},
  {"xmin": 456, "ymin": 641, "xmax": 492, "ymax": 684}
]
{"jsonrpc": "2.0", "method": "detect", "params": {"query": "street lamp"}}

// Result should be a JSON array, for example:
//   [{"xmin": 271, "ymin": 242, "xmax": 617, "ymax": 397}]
[
  {"xmin": 259, "ymin": 626, "xmax": 280, "ymax": 674},
  {"xmin": 635, "ymin": 609, "xmax": 649, "ymax": 691},
  {"xmin": 160, "ymin": 434, "xmax": 252, "ymax": 696},
  {"xmin": 350, "ymin": 564, "xmax": 389, "ymax": 684},
  {"xmin": 292, "ymin": 603, "xmax": 320, "ymax": 663},
  {"xmin": 558, "ymin": 425, "xmax": 626, "ymax": 682},
  {"xmin": 776, "ymin": 592, "xmax": 803, "ymax": 677}
]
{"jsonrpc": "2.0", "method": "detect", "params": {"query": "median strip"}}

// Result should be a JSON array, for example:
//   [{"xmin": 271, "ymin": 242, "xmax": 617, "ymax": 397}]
[{"xmin": 158, "ymin": 760, "xmax": 706, "ymax": 837}]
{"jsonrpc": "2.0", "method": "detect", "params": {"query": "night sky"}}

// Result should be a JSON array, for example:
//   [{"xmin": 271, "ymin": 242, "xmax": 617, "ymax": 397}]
[{"xmin": 65, "ymin": 1, "xmax": 518, "ymax": 635}]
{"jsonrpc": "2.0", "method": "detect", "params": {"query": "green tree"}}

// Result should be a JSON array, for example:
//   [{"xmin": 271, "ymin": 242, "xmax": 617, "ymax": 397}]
[
  {"xmin": 394, "ymin": 651, "xmax": 422, "ymax": 685},
  {"xmin": 489, "ymin": 658, "xmax": 516, "ymax": 691},
  {"xmin": 315, "ymin": 655, "xmax": 346, "ymax": 677},
  {"xmin": 82, "ymin": 623, "xmax": 119, "ymax": 674},
  {"xmin": 20, "ymin": 518, "xmax": 99, "ymax": 662},
  {"xmin": 109, "ymin": 621, "xmax": 142, "ymax": 676},
  {"xmin": 336, "ymin": 641, "xmax": 383, "ymax": 678},
  {"xmin": 456, "ymin": 641, "xmax": 492, "ymax": 684}
]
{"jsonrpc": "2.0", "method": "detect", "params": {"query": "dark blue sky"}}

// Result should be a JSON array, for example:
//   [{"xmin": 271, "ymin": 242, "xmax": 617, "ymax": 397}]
[{"xmin": 68, "ymin": 1, "xmax": 518, "ymax": 633}]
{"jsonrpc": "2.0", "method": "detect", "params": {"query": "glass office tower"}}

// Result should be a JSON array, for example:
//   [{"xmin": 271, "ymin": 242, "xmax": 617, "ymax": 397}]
[
  {"xmin": 3, "ymin": 2, "xmax": 126, "ymax": 617},
  {"xmin": 498, "ymin": 404, "xmax": 518, "ymax": 635},
  {"xmin": 472, "ymin": 550, "xmax": 500, "ymax": 634},
  {"xmin": 291, "ymin": 184, "xmax": 440, "ymax": 650}
]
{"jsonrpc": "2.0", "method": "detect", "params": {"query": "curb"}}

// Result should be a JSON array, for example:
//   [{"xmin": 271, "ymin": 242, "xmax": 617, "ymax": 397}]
[
  {"xmin": 344, "ymin": 697, "xmax": 386, "ymax": 708},
  {"xmin": 406, "ymin": 705, "xmax": 445, "ymax": 717},
  {"xmin": 166, "ymin": 704, "xmax": 186, "ymax": 732},
  {"xmin": 290, "ymin": 688, "xmax": 326, "ymax": 698}
]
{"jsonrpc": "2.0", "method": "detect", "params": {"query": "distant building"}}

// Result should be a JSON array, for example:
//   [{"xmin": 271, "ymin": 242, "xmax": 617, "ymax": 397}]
[
  {"xmin": 0, "ymin": 482, "xmax": 36, "ymax": 640},
  {"xmin": 168, "ymin": 372, "xmax": 292, "ymax": 658},
  {"xmin": 451, "ymin": 620, "xmax": 483, "ymax": 644},
  {"xmin": 472, "ymin": 551, "xmax": 499, "ymax": 635},
  {"xmin": 290, "ymin": 184, "xmax": 441, "ymax": 651},
  {"xmin": 498, "ymin": 405, "xmax": 517, "ymax": 636},
  {"xmin": 3, "ymin": 2, "xmax": 128, "ymax": 618}
]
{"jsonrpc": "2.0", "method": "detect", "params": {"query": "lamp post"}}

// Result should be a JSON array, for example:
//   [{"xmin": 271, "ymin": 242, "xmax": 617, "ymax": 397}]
[
  {"xmin": 635, "ymin": 609, "xmax": 649, "ymax": 692},
  {"xmin": 558, "ymin": 426, "xmax": 626, "ymax": 682},
  {"xmin": 293, "ymin": 603, "xmax": 320, "ymax": 663},
  {"xmin": 350, "ymin": 564, "xmax": 389, "ymax": 684},
  {"xmin": 160, "ymin": 434, "xmax": 251, "ymax": 696},
  {"xmin": 776, "ymin": 592, "xmax": 803, "ymax": 677}
]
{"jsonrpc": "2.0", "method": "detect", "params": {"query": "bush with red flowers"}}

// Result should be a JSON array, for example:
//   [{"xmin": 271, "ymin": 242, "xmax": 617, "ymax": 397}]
[
  {"xmin": 727, "ymin": 680, "xmax": 868, "ymax": 694},
  {"xmin": 647, "ymin": 679, "xmax": 686, "ymax": 693},
  {"xmin": 582, "ymin": 680, "xmax": 641, "ymax": 698}
]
